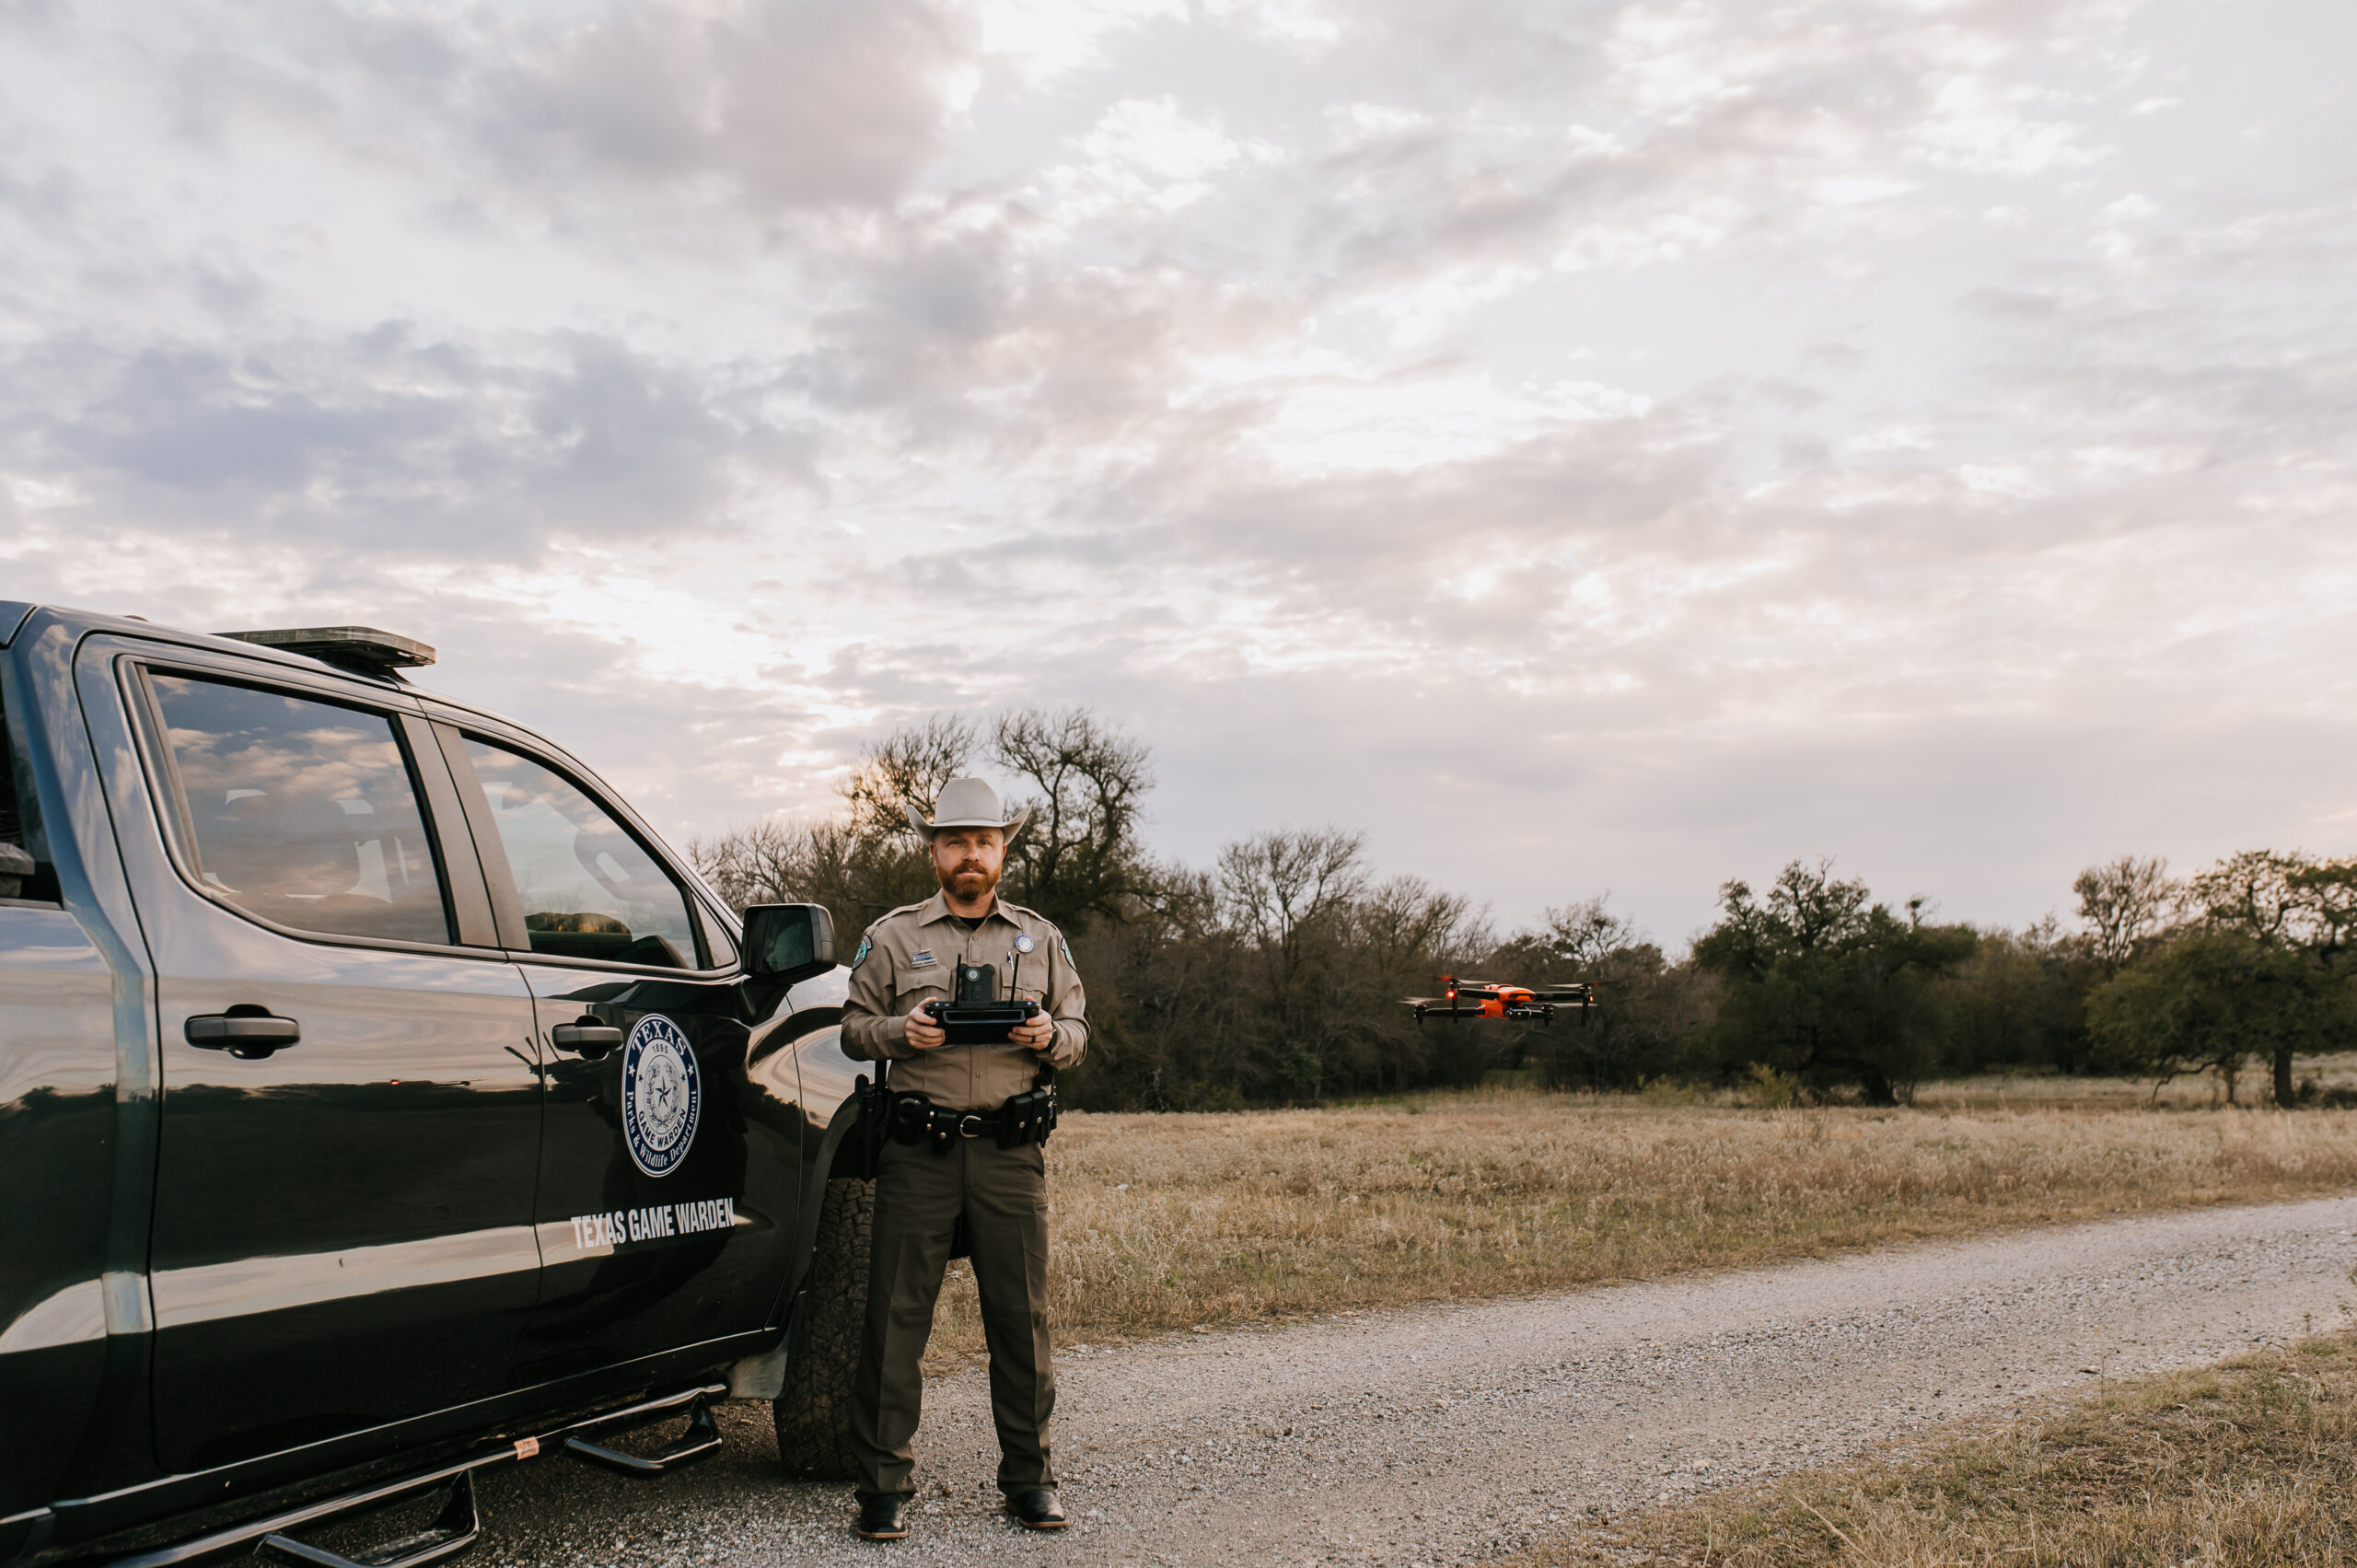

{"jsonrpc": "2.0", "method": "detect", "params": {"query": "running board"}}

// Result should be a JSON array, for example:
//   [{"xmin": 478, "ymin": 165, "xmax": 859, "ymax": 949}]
[
  {"xmin": 106, "ymin": 1383, "xmax": 727, "ymax": 1568},
  {"xmin": 257, "ymin": 1470, "xmax": 477, "ymax": 1568},
  {"xmin": 560, "ymin": 1391, "xmax": 723, "ymax": 1476}
]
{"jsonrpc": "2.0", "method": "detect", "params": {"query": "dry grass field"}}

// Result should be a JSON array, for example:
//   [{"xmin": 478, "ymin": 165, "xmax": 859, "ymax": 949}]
[
  {"xmin": 1516, "ymin": 1329, "xmax": 2357, "ymax": 1566},
  {"xmin": 921, "ymin": 1077, "xmax": 2357, "ymax": 1362},
  {"xmin": 1916, "ymin": 1050, "xmax": 2357, "ymax": 1111}
]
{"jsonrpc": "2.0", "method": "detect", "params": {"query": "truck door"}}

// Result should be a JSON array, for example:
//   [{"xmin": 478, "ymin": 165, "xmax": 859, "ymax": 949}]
[
  {"xmin": 432, "ymin": 726, "xmax": 801, "ymax": 1384},
  {"xmin": 0, "ymin": 679, "xmax": 118, "ymax": 1528},
  {"xmin": 127, "ymin": 666, "xmax": 543, "ymax": 1474}
]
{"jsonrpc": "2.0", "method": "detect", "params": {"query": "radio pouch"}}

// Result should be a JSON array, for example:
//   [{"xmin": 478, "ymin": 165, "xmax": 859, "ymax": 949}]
[{"xmin": 996, "ymin": 1063, "xmax": 1061, "ymax": 1148}]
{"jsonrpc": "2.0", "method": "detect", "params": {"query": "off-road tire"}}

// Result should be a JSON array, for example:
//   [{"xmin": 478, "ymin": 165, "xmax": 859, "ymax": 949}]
[{"xmin": 774, "ymin": 1176, "xmax": 873, "ymax": 1480}]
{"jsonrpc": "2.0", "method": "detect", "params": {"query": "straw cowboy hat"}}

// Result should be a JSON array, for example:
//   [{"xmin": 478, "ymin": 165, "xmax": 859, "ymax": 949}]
[{"xmin": 905, "ymin": 776, "xmax": 1029, "ymax": 842}]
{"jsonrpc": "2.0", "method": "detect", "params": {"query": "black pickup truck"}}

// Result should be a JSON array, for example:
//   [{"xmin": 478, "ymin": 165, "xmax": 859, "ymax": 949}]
[{"xmin": 0, "ymin": 604, "xmax": 880, "ymax": 1567}]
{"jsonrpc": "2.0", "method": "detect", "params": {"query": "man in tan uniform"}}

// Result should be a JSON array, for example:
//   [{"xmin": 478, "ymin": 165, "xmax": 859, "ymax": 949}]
[{"xmin": 841, "ymin": 777, "xmax": 1086, "ymax": 1541}]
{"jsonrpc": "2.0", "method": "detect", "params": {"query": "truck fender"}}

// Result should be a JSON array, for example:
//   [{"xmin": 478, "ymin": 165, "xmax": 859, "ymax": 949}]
[{"xmin": 731, "ymin": 1093, "xmax": 869, "ymax": 1405}]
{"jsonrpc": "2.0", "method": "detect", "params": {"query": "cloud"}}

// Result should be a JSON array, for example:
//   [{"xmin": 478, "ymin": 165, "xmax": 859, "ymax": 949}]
[
  {"xmin": 970, "ymin": 0, "xmax": 1185, "ymax": 87},
  {"xmin": 141, "ymin": 0, "xmax": 973, "ymax": 223},
  {"xmin": 0, "ymin": 324, "xmax": 814, "ymax": 555},
  {"xmin": 476, "ymin": 1, "xmax": 971, "ymax": 210},
  {"xmin": 6, "ymin": 0, "xmax": 2356, "ymax": 943},
  {"xmin": 1201, "ymin": 0, "xmax": 1341, "ymax": 48}
]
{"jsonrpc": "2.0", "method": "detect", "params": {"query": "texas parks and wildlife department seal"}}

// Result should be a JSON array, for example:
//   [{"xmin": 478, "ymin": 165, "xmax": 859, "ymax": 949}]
[{"xmin": 621, "ymin": 1014, "xmax": 702, "ymax": 1178}]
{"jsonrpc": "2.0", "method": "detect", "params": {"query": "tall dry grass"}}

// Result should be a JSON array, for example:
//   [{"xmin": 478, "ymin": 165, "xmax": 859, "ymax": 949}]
[
  {"xmin": 1521, "ymin": 1329, "xmax": 2357, "ymax": 1566},
  {"xmin": 923, "ymin": 1091, "xmax": 2357, "ymax": 1360}
]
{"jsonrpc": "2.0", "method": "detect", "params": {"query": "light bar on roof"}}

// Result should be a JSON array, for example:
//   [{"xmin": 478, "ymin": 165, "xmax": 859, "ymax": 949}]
[{"xmin": 216, "ymin": 625, "xmax": 437, "ymax": 676}]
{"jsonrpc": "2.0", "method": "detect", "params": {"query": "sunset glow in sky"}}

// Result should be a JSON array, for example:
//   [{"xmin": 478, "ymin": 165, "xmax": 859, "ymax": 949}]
[{"xmin": 5, "ymin": 0, "xmax": 2352, "ymax": 943}]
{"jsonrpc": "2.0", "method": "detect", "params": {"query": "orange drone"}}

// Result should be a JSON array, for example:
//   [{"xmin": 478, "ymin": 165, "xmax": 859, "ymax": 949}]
[{"xmin": 1403, "ymin": 976, "xmax": 1598, "ymax": 1026}]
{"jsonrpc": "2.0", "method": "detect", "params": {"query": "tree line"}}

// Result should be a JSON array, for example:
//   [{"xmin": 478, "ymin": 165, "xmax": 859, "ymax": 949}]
[{"xmin": 692, "ymin": 710, "xmax": 2357, "ymax": 1110}]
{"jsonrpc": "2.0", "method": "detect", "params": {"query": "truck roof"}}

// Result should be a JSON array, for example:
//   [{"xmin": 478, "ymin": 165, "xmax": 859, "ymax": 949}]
[
  {"xmin": 2, "ymin": 598, "xmax": 741, "ymax": 926},
  {"xmin": 0, "ymin": 599, "xmax": 541, "ymax": 749}
]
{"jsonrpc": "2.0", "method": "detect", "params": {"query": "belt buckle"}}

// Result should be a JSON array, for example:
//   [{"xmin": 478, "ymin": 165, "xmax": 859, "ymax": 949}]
[{"xmin": 958, "ymin": 1113, "xmax": 985, "ymax": 1139}]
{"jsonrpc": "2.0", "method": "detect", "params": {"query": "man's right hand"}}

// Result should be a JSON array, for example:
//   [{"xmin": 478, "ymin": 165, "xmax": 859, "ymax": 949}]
[{"xmin": 904, "ymin": 1002, "xmax": 947, "ymax": 1051}]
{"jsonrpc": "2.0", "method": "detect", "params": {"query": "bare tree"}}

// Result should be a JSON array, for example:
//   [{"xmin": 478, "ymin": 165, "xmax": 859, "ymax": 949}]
[
  {"xmin": 690, "ymin": 819, "xmax": 807, "ymax": 911},
  {"xmin": 1343, "ymin": 876, "xmax": 1498, "ymax": 1091},
  {"xmin": 841, "ymin": 715, "xmax": 977, "ymax": 846},
  {"xmin": 1215, "ymin": 827, "xmax": 1369, "ymax": 1099},
  {"xmin": 1355, "ymin": 876, "xmax": 1491, "ymax": 981},
  {"xmin": 1536, "ymin": 894, "xmax": 1640, "ymax": 969},
  {"xmin": 2073, "ymin": 854, "xmax": 2177, "ymax": 974},
  {"xmin": 992, "ymin": 706, "xmax": 1153, "ymax": 930},
  {"xmin": 1216, "ymin": 827, "xmax": 1369, "ymax": 974},
  {"xmin": 1074, "ymin": 862, "xmax": 1248, "ymax": 1109},
  {"xmin": 690, "ymin": 817, "xmax": 937, "ymax": 933}
]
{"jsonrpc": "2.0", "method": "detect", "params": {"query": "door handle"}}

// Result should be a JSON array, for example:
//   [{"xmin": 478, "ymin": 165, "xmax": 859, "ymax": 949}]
[
  {"xmin": 186, "ymin": 1010, "xmax": 301, "ymax": 1059},
  {"xmin": 550, "ymin": 1017, "xmax": 623, "ymax": 1059}
]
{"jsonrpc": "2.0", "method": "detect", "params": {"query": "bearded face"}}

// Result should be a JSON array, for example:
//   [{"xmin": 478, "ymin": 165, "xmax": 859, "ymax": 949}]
[{"xmin": 932, "ymin": 826, "xmax": 1005, "ymax": 905}]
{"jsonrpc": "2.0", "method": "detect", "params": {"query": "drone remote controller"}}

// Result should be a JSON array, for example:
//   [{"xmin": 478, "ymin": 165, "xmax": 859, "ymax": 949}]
[{"xmin": 922, "ymin": 957, "xmax": 1042, "ymax": 1045}]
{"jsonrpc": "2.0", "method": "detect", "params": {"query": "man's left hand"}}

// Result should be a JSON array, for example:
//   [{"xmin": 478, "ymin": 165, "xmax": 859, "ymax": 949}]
[{"xmin": 1012, "ymin": 1012, "xmax": 1054, "ymax": 1052}]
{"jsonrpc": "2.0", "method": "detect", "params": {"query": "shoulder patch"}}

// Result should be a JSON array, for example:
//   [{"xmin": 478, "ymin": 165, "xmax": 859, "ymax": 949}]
[
  {"xmin": 856, "ymin": 902, "xmax": 923, "ymax": 970},
  {"xmin": 1061, "ymin": 937, "xmax": 1074, "ymax": 968}
]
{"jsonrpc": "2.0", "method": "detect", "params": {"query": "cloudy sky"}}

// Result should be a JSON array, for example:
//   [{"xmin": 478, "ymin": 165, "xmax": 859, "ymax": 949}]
[{"xmin": 3, "ymin": 0, "xmax": 2351, "ymax": 945}]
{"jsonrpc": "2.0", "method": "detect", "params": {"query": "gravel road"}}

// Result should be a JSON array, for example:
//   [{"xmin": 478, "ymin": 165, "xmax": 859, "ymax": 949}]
[{"xmin": 468, "ymin": 1195, "xmax": 2357, "ymax": 1568}]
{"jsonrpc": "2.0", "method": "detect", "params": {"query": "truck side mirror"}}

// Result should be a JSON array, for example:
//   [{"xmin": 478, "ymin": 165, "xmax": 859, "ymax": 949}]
[{"xmin": 741, "ymin": 903, "xmax": 836, "ymax": 986}]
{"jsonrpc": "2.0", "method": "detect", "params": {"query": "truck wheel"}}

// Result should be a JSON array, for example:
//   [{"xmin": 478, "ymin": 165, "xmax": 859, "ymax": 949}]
[{"xmin": 774, "ymin": 1176, "xmax": 873, "ymax": 1480}]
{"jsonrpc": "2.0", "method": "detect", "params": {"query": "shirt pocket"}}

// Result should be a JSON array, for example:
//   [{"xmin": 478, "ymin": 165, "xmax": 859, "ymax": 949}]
[{"xmin": 895, "ymin": 980, "xmax": 950, "ymax": 1012}]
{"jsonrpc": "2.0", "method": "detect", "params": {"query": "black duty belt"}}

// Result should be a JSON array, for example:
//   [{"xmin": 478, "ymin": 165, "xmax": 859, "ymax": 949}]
[{"xmin": 884, "ymin": 1084, "xmax": 1059, "ymax": 1152}]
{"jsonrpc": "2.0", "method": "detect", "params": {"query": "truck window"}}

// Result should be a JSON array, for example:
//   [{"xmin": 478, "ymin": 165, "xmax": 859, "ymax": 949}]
[
  {"xmin": 147, "ymin": 675, "xmax": 453, "ymax": 945},
  {"xmin": 459, "ymin": 738, "xmax": 699, "ymax": 968}
]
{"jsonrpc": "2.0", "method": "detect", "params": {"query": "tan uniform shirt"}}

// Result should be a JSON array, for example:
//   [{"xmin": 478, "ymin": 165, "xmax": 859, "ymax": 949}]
[{"xmin": 841, "ymin": 891, "xmax": 1087, "ymax": 1111}]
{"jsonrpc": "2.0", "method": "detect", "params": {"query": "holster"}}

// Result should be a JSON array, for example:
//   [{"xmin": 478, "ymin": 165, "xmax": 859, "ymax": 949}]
[
  {"xmin": 884, "ymin": 1088, "xmax": 952, "ymax": 1152},
  {"xmin": 853, "ymin": 1070, "xmax": 887, "ymax": 1179}
]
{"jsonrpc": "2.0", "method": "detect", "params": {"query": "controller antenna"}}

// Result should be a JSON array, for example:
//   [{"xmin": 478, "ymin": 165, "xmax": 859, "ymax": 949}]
[{"xmin": 1009, "ymin": 933, "xmax": 1034, "ymax": 1002}]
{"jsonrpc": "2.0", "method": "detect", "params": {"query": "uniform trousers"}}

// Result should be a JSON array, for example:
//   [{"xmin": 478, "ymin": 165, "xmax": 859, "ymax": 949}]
[{"xmin": 849, "ymin": 1135, "xmax": 1057, "ymax": 1500}]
